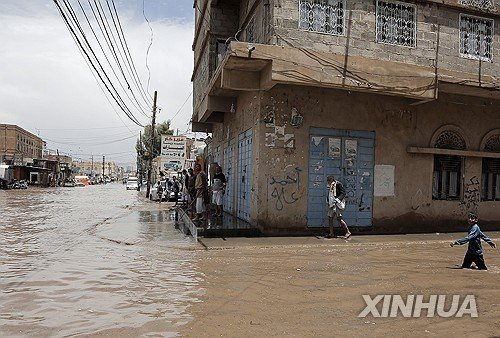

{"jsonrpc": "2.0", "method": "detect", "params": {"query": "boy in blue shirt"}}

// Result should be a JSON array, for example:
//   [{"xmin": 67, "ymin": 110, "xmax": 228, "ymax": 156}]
[{"xmin": 450, "ymin": 212, "xmax": 496, "ymax": 270}]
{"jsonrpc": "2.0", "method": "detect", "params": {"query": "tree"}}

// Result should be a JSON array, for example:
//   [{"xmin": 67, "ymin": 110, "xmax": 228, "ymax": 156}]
[{"xmin": 136, "ymin": 120, "xmax": 174, "ymax": 159}]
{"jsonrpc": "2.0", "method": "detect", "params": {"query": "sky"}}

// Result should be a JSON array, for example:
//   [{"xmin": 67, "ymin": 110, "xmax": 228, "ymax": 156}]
[{"xmin": 0, "ymin": 0, "xmax": 194, "ymax": 168}]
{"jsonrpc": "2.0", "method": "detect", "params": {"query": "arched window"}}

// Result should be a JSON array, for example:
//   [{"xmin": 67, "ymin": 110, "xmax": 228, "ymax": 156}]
[
  {"xmin": 432, "ymin": 130, "xmax": 465, "ymax": 200},
  {"xmin": 481, "ymin": 134, "xmax": 500, "ymax": 201}
]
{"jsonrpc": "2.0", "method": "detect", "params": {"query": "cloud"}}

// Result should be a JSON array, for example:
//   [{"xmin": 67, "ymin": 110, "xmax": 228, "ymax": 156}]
[{"xmin": 0, "ymin": 1, "xmax": 194, "ymax": 166}]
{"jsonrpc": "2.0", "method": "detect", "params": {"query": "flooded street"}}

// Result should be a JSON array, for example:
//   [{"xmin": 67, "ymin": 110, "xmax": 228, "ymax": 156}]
[{"xmin": 0, "ymin": 184, "xmax": 201, "ymax": 337}]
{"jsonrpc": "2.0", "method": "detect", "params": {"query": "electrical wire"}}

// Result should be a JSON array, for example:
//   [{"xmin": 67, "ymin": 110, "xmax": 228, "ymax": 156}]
[
  {"xmin": 93, "ymin": 0, "xmax": 151, "ymax": 115},
  {"xmin": 77, "ymin": 0, "xmax": 150, "ymax": 116},
  {"xmin": 54, "ymin": 0, "xmax": 146, "ymax": 127},
  {"xmin": 170, "ymin": 91, "xmax": 193, "ymax": 122},
  {"xmin": 109, "ymin": 0, "xmax": 152, "ymax": 107},
  {"xmin": 142, "ymin": 0, "xmax": 154, "ymax": 100},
  {"xmin": 43, "ymin": 134, "xmax": 137, "ymax": 146}
]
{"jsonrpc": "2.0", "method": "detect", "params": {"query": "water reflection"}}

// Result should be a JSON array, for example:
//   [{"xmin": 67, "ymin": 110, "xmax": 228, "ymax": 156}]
[{"xmin": 0, "ymin": 184, "xmax": 201, "ymax": 337}]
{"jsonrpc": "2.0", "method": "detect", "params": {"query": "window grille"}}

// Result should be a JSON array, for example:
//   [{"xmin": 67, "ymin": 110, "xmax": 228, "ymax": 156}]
[
  {"xmin": 376, "ymin": 0, "xmax": 416, "ymax": 47},
  {"xmin": 434, "ymin": 131, "xmax": 466, "ymax": 150},
  {"xmin": 460, "ymin": 0, "xmax": 494, "ymax": 10},
  {"xmin": 482, "ymin": 159, "xmax": 500, "ymax": 201},
  {"xmin": 459, "ymin": 14, "xmax": 494, "ymax": 61},
  {"xmin": 299, "ymin": 0, "xmax": 345, "ymax": 36},
  {"xmin": 433, "ymin": 155, "xmax": 462, "ymax": 200},
  {"xmin": 484, "ymin": 134, "xmax": 500, "ymax": 152},
  {"xmin": 432, "ymin": 130, "xmax": 465, "ymax": 200},
  {"xmin": 481, "ymin": 135, "xmax": 500, "ymax": 201}
]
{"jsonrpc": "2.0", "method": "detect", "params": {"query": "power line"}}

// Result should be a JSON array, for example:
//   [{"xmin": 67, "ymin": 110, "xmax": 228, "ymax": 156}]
[
  {"xmin": 54, "ymin": 0, "xmax": 146, "ymax": 127},
  {"xmin": 170, "ymin": 91, "xmax": 193, "ymax": 122},
  {"xmin": 76, "ymin": 0, "xmax": 150, "ymax": 116},
  {"xmin": 109, "ymin": 0, "xmax": 152, "ymax": 107},
  {"xmin": 43, "ymin": 133, "xmax": 137, "ymax": 146},
  {"xmin": 91, "ymin": 0, "xmax": 151, "ymax": 115},
  {"xmin": 142, "ymin": 0, "xmax": 154, "ymax": 99},
  {"xmin": 37, "ymin": 125, "xmax": 138, "ymax": 131}
]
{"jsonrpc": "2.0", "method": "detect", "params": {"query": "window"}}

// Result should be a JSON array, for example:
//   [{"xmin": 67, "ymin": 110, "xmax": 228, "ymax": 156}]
[
  {"xmin": 482, "ymin": 159, "xmax": 500, "ymax": 201},
  {"xmin": 299, "ymin": 0, "xmax": 345, "ymax": 36},
  {"xmin": 459, "ymin": 14, "xmax": 493, "ymax": 61},
  {"xmin": 433, "ymin": 155, "xmax": 462, "ymax": 200},
  {"xmin": 432, "ymin": 130, "xmax": 466, "ymax": 200},
  {"xmin": 376, "ymin": 0, "xmax": 416, "ymax": 47},
  {"xmin": 481, "ymin": 135, "xmax": 500, "ymax": 201},
  {"xmin": 460, "ymin": 0, "xmax": 494, "ymax": 10}
]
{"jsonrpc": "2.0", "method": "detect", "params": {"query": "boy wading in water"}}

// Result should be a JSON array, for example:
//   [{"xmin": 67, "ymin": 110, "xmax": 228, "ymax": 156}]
[
  {"xmin": 325, "ymin": 175, "xmax": 351, "ymax": 239},
  {"xmin": 450, "ymin": 212, "xmax": 496, "ymax": 270}
]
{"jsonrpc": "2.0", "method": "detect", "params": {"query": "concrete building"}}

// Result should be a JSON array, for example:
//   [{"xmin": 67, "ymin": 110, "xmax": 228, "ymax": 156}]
[
  {"xmin": 191, "ymin": 0, "xmax": 500, "ymax": 234},
  {"xmin": 78, "ymin": 160, "xmax": 120, "ymax": 178},
  {"xmin": 0, "ymin": 124, "xmax": 51, "ymax": 185},
  {"xmin": 0, "ymin": 124, "xmax": 44, "ymax": 165}
]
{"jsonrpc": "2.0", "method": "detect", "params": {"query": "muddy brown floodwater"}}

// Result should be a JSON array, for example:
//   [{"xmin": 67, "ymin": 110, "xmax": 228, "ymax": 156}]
[
  {"xmin": 1, "ymin": 185, "xmax": 499, "ymax": 337},
  {"xmin": 0, "ymin": 184, "xmax": 202, "ymax": 337},
  {"xmin": 183, "ymin": 235, "xmax": 500, "ymax": 337}
]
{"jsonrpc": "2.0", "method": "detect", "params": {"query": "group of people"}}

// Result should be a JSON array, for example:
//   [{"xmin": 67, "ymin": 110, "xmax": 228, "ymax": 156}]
[
  {"xmin": 178, "ymin": 163, "xmax": 227, "ymax": 222},
  {"xmin": 154, "ymin": 176, "xmax": 181, "ymax": 205}
]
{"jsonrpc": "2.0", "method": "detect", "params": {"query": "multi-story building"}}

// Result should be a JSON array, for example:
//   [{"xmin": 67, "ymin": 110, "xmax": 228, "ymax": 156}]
[
  {"xmin": 191, "ymin": 0, "xmax": 500, "ymax": 234},
  {"xmin": 0, "ymin": 124, "xmax": 52, "ymax": 185},
  {"xmin": 0, "ymin": 124, "xmax": 44, "ymax": 165},
  {"xmin": 78, "ymin": 160, "xmax": 120, "ymax": 178}
]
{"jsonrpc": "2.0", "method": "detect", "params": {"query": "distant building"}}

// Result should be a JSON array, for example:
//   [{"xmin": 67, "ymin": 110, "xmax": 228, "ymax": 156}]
[
  {"xmin": 0, "ymin": 124, "xmax": 43, "ymax": 165},
  {"xmin": 0, "ymin": 124, "xmax": 53, "ymax": 185}
]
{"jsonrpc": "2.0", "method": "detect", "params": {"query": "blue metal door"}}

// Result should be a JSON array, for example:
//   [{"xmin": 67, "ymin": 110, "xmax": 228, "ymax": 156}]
[
  {"xmin": 307, "ymin": 128, "xmax": 374, "ymax": 228},
  {"xmin": 237, "ymin": 129, "xmax": 253, "ymax": 221},
  {"xmin": 223, "ymin": 140, "xmax": 235, "ymax": 214}
]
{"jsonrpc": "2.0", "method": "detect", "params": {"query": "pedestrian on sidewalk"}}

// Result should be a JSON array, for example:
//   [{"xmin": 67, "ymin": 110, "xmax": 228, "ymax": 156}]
[
  {"xmin": 325, "ymin": 175, "xmax": 351, "ymax": 239},
  {"xmin": 188, "ymin": 168, "xmax": 196, "ymax": 217},
  {"xmin": 193, "ymin": 163, "xmax": 208, "ymax": 222},
  {"xmin": 181, "ymin": 169, "xmax": 189, "ymax": 208},
  {"xmin": 172, "ymin": 176, "xmax": 180, "ymax": 206},
  {"xmin": 155, "ymin": 181, "xmax": 163, "ymax": 204},
  {"xmin": 211, "ymin": 165, "xmax": 226, "ymax": 217},
  {"xmin": 450, "ymin": 212, "xmax": 496, "ymax": 270}
]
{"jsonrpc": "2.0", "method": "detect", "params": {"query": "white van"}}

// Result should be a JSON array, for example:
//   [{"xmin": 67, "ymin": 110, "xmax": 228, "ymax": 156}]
[{"xmin": 126, "ymin": 177, "xmax": 139, "ymax": 191}]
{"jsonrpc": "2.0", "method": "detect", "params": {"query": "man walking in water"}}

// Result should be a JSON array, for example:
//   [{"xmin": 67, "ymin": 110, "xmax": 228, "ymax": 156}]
[
  {"xmin": 450, "ymin": 212, "xmax": 496, "ymax": 270},
  {"xmin": 325, "ymin": 175, "xmax": 351, "ymax": 239}
]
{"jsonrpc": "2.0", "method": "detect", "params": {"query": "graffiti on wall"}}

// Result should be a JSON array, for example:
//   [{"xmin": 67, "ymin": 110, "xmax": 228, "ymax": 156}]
[
  {"xmin": 457, "ymin": 176, "xmax": 480, "ymax": 216},
  {"xmin": 269, "ymin": 167, "xmax": 303, "ymax": 211}
]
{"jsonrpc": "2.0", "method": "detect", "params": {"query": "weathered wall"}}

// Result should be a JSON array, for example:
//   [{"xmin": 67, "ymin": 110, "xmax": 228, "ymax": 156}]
[
  {"xmin": 272, "ymin": 0, "xmax": 499, "ymax": 82},
  {"xmin": 243, "ymin": 84, "xmax": 500, "ymax": 234}
]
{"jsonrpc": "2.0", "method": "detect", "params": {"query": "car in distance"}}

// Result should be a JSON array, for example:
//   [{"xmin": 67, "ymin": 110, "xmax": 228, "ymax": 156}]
[{"xmin": 126, "ymin": 177, "xmax": 140, "ymax": 191}]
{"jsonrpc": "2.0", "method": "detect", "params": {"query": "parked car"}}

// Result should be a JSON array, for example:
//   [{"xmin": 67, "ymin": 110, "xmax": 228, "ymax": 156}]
[{"xmin": 126, "ymin": 177, "xmax": 140, "ymax": 191}]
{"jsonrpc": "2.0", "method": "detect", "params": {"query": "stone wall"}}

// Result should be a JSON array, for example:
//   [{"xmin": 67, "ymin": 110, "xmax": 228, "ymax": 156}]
[{"xmin": 272, "ymin": 0, "xmax": 499, "ymax": 82}]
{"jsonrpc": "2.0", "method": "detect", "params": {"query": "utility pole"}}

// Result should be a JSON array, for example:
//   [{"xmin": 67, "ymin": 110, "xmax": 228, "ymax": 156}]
[
  {"xmin": 146, "ymin": 90, "xmax": 157, "ymax": 197},
  {"xmin": 102, "ymin": 155, "xmax": 105, "ymax": 184},
  {"xmin": 139, "ymin": 130, "xmax": 142, "ymax": 184}
]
